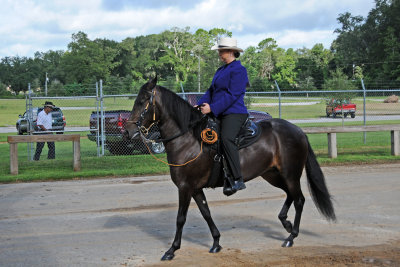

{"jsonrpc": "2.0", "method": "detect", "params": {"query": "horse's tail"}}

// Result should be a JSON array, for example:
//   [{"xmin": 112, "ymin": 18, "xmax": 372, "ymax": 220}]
[{"xmin": 305, "ymin": 138, "xmax": 336, "ymax": 222}]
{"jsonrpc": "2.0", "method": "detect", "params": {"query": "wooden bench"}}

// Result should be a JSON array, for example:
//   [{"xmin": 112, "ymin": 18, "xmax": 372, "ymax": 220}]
[
  {"xmin": 302, "ymin": 125, "xmax": 400, "ymax": 158},
  {"xmin": 7, "ymin": 134, "xmax": 81, "ymax": 175}
]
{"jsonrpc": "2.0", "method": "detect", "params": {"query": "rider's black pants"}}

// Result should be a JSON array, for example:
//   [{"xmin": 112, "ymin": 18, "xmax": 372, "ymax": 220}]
[{"xmin": 220, "ymin": 113, "xmax": 248, "ymax": 180}]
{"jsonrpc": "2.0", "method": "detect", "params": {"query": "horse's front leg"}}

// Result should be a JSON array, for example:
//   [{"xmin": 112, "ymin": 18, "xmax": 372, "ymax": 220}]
[
  {"xmin": 161, "ymin": 187, "xmax": 192, "ymax": 261},
  {"xmin": 192, "ymin": 189, "xmax": 222, "ymax": 253}
]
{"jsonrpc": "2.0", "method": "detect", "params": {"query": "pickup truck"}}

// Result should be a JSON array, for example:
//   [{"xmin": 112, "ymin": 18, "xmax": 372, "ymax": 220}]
[
  {"xmin": 87, "ymin": 110, "xmax": 165, "ymax": 155},
  {"xmin": 326, "ymin": 99, "xmax": 356, "ymax": 118},
  {"xmin": 87, "ymin": 109, "xmax": 272, "ymax": 155}
]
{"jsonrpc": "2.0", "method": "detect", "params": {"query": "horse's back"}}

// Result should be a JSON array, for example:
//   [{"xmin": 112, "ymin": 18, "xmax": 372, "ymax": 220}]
[
  {"xmin": 266, "ymin": 118, "xmax": 305, "ymax": 138},
  {"xmin": 259, "ymin": 118, "xmax": 308, "ymax": 168}
]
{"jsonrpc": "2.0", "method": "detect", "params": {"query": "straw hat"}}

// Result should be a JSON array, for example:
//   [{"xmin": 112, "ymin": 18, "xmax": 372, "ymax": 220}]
[{"xmin": 211, "ymin": 37, "xmax": 243, "ymax": 52}]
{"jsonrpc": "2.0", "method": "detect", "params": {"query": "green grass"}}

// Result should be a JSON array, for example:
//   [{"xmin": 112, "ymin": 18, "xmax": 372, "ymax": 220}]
[
  {"xmin": 0, "ymin": 137, "xmax": 170, "ymax": 183},
  {"xmin": 3, "ymin": 97, "xmax": 399, "ymax": 127},
  {"xmin": 0, "ymin": 99, "xmax": 28, "ymax": 127},
  {"xmin": 1, "ymin": 131, "xmax": 399, "ymax": 183},
  {"xmin": 1, "ymin": 96, "xmax": 399, "ymax": 183}
]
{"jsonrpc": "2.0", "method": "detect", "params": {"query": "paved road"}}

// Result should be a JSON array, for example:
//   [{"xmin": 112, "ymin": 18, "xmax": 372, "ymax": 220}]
[
  {"xmin": 289, "ymin": 114, "xmax": 400, "ymax": 124},
  {"xmin": 1, "ymin": 115, "xmax": 399, "ymax": 134},
  {"xmin": 0, "ymin": 164, "xmax": 399, "ymax": 266}
]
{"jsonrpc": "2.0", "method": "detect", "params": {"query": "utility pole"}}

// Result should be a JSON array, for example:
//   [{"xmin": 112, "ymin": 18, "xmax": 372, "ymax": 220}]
[
  {"xmin": 197, "ymin": 54, "xmax": 201, "ymax": 92},
  {"xmin": 45, "ymin": 72, "xmax": 48, "ymax": 96}
]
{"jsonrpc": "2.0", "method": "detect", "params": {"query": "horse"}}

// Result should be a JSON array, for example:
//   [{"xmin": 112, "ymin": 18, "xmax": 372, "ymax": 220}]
[{"xmin": 124, "ymin": 77, "xmax": 336, "ymax": 261}]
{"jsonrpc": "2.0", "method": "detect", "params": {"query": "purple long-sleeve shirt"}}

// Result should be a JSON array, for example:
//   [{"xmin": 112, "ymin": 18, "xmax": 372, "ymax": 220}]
[{"xmin": 197, "ymin": 60, "xmax": 249, "ymax": 117}]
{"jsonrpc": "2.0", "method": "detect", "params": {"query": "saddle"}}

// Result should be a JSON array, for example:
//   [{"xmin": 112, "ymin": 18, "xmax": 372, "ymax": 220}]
[
  {"xmin": 201, "ymin": 115, "xmax": 261, "ymax": 149},
  {"xmin": 203, "ymin": 115, "xmax": 262, "ymax": 189},
  {"xmin": 235, "ymin": 117, "xmax": 261, "ymax": 149}
]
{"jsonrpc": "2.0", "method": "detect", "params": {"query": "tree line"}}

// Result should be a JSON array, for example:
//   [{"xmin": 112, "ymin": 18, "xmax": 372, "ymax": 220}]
[{"xmin": 0, "ymin": 0, "xmax": 398, "ymax": 97}]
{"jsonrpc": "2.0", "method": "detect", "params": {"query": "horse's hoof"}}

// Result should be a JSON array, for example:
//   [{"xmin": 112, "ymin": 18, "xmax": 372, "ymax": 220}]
[
  {"xmin": 161, "ymin": 253, "xmax": 175, "ymax": 261},
  {"xmin": 281, "ymin": 240, "xmax": 294, "ymax": 247},
  {"xmin": 209, "ymin": 245, "xmax": 222, "ymax": 253}
]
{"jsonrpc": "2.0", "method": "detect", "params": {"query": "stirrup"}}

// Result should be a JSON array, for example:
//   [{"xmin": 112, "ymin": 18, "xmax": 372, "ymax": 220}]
[
  {"xmin": 223, "ymin": 176, "xmax": 237, "ymax": 196},
  {"xmin": 232, "ymin": 178, "xmax": 246, "ymax": 191}
]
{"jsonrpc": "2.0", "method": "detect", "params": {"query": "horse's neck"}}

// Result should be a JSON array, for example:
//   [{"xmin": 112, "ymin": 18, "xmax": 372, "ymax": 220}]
[
  {"xmin": 158, "ymin": 114, "xmax": 199, "ymax": 146},
  {"xmin": 158, "ymin": 119, "xmax": 180, "ymax": 138},
  {"xmin": 156, "ymin": 91, "xmax": 201, "ymax": 144}
]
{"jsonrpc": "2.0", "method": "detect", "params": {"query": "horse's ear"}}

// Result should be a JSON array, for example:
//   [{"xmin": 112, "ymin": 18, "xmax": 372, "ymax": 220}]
[{"xmin": 147, "ymin": 76, "xmax": 158, "ymax": 90}]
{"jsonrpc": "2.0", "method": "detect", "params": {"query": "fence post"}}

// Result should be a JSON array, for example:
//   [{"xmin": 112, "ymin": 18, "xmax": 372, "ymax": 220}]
[
  {"xmin": 361, "ymin": 79, "xmax": 367, "ymax": 144},
  {"xmin": 100, "ymin": 80, "xmax": 105, "ymax": 156},
  {"xmin": 274, "ymin": 80, "xmax": 281, "ymax": 119},
  {"xmin": 95, "ymin": 82, "xmax": 101, "ymax": 157},
  {"xmin": 27, "ymin": 83, "xmax": 34, "ymax": 160},
  {"xmin": 327, "ymin": 133, "xmax": 337, "ymax": 158},
  {"xmin": 392, "ymin": 130, "xmax": 400, "ymax": 156}
]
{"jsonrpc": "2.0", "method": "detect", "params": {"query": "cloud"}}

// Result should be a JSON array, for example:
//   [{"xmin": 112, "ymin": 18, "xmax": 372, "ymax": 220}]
[{"xmin": 0, "ymin": 0, "xmax": 376, "ymax": 57}]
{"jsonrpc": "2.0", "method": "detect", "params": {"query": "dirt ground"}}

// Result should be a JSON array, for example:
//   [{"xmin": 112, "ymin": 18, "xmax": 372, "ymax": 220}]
[
  {"xmin": 143, "ymin": 163, "xmax": 400, "ymax": 267},
  {"xmin": 1, "ymin": 163, "xmax": 399, "ymax": 266},
  {"xmin": 146, "ymin": 240, "xmax": 400, "ymax": 267}
]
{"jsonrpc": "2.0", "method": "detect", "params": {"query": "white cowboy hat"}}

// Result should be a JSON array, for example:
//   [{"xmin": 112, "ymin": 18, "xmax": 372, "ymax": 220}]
[{"xmin": 211, "ymin": 37, "xmax": 243, "ymax": 52}]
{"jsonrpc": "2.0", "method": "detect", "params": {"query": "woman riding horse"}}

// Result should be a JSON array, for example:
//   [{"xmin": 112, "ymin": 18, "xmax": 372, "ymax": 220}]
[
  {"xmin": 124, "ymin": 79, "xmax": 336, "ymax": 261},
  {"xmin": 196, "ymin": 37, "xmax": 248, "ymax": 194}
]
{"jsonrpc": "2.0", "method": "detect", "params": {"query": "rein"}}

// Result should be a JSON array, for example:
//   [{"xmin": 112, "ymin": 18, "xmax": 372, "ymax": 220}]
[{"xmin": 143, "ymin": 139, "xmax": 204, "ymax": 167}]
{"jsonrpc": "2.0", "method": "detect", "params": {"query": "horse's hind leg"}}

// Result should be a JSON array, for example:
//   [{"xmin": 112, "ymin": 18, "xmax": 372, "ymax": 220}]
[
  {"xmin": 278, "ymin": 193, "xmax": 294, "ymax": 234},
  {"xmin": 281, "ymin": 182, "xmax": 305, "ymax": 247},
  {"xmin": 193, "ymin": 189, "xmax": 222, "ymax": 253},
  {"xmin": 261, "ymin": 174, "xmax": 295, "ymax": 235}
]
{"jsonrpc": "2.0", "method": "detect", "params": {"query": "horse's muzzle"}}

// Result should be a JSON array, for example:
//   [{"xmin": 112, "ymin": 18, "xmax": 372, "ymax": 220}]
[{"xmin": 123, "ymin": 129, "xmax": 140, "ymax": 141}]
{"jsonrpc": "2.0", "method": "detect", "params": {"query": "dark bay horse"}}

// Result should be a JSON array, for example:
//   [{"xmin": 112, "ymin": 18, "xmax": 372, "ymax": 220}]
[{"xmin": 124, "ymin": 77, "xmax": 336, "ymax": 261}]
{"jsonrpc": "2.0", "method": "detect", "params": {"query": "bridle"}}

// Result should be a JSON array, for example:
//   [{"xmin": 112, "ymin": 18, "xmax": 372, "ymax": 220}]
[
  {"xmin": 133, "ymin": 88, "xmax": 158, "ymax": 140},
  {"xmin": 127, "ymin": 86, "xmax": 206, "ymax": 167},
  {"xmin": 129, "ymin": 87, "xmax": 189, "ymax": 143}
]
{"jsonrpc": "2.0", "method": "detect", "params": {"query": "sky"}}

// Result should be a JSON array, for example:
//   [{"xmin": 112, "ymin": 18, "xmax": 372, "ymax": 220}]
[{"xmin": 0, "ymin": 0, "xmax": 376, "ymax": 58}]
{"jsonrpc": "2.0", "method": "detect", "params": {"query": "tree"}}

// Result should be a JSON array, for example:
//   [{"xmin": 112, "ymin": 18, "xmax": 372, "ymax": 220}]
[
  {"xmin": 0, "ymin": 80, "xmax": 7, "ymax": 96},
  {"xmin": 272, "ymin": 48, "xmax": 297, "ymax": 89},
  {"xmin": 333, "ymin": 0, "xmax": 400, "ymax": 82},
  {"xmin": 128, "ymin": 34, "xmax": 165, "ymax": 80},
  {"xmin": 33, "ymin": 50, "xmax": 65, "ymax": 88},
  {"xmin": 159, "ymin": 27, "xmax": 195, "ymax": 83},
  {"xmin": 0, "ymin": 56, "xmax": 40, "ymax": 92},
  {"xmin": 61, "ymin": 32, "xmax": 120, "ymax": 84},
  {"xmin": 296, "ymin": 44, "xmax": 333, "ymax": 89},
  {"xmin": 241, "ymin": 38, "xmax": 278, "ymax": 91}
]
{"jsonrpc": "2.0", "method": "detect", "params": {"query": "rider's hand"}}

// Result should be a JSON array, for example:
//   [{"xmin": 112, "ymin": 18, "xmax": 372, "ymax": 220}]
[{"xmin": 200, "ymin": 103, "xmax": 211, "ymax": 114}]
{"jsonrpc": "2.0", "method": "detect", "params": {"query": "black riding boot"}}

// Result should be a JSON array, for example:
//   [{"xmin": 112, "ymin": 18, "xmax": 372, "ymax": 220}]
[
  {"xmin": 232, "ymin": 177, "xmax": 246, "ymax": 191},
  {"xmin": 223, "ymin": 175, "xmax": 246, "ymax": 196}
]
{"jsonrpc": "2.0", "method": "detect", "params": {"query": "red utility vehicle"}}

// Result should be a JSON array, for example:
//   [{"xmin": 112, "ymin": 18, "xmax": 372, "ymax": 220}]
[{"xmin": 326, "ymin": 99, "xmax": 356, "ymax": 118}]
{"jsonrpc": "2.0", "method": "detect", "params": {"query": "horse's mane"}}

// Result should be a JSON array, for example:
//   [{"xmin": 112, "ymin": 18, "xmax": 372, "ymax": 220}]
[{"xmin": 157, "ymin": 85, "xmax": 203, "ymax": 133}]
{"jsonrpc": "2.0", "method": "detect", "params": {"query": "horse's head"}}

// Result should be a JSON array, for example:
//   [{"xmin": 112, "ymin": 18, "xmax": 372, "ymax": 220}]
[{"xmin": 124, "ymin": 77, "xmax": 159, "ymax": 141}]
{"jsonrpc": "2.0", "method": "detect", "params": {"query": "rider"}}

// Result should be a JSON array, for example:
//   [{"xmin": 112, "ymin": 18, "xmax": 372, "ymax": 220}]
[{"xmin": 197, "ymin": 37, "xmax": 249, "ymax": 194}]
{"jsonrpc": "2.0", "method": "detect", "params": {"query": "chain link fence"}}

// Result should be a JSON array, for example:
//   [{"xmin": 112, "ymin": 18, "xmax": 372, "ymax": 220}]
[
  {"xmin": 16, "ymin": 79, "xmax": 400, "ymax": 160},
  {"xmin": 244, "ymin": 83, "xmax": 400, "ymax": 154}
]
